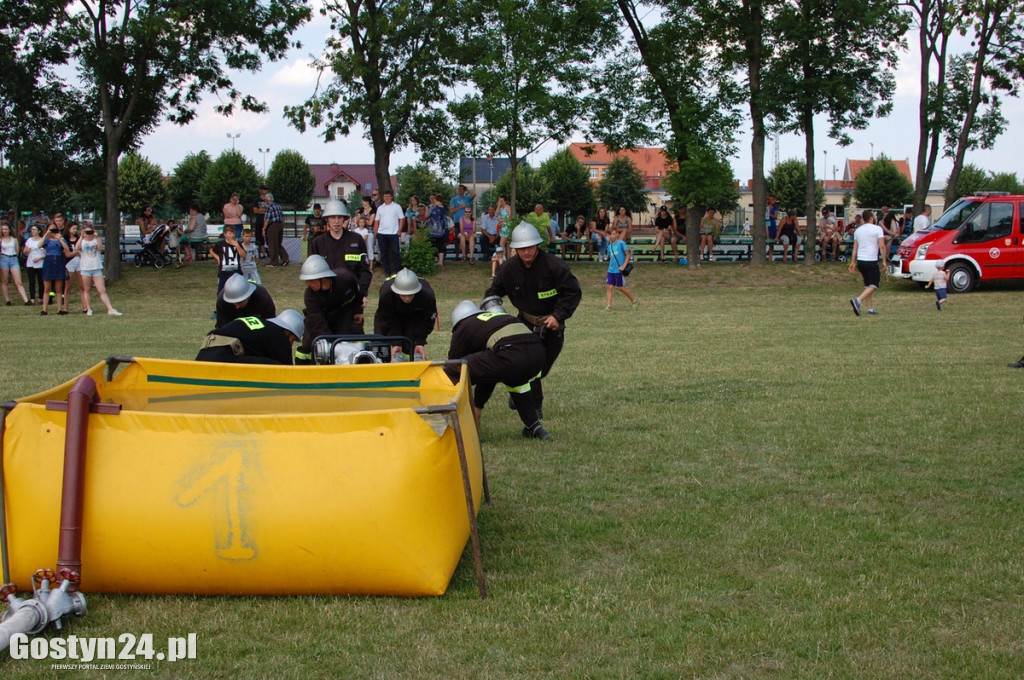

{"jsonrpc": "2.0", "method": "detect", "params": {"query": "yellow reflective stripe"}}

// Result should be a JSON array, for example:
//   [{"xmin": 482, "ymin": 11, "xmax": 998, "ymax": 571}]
[
  {"xmin": 537, "ymin": 289, "xmax": 557, "ymax": 299},
  {"xmin": 239, "ymin": 316, "xmax": 266, "ymax": 330},
  {"xmin": 295, "ymin": 350, "xmax": 312, "ymax": 360},
  {"xmin": 345, "ymin": 254, "xmax": 363, "ymax": 261},
  {"xmin": 505, "ymin": 382, "xmax": 532, "ymax": 394},
  {"xmin": 477, "ymin": 311, "xmax": 507, "ymax": 321}
]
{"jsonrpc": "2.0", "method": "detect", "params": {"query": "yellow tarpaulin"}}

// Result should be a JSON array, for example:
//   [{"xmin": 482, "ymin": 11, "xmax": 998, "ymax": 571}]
[{"xmin": 1, "ymin": 358, "xmax": 483, "ymax": 597}]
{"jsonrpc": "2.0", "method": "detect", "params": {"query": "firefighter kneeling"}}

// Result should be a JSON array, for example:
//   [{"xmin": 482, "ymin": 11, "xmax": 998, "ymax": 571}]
[{"xmin": 446, "ymin": 300, "xmax": 550, "ymax": 441}]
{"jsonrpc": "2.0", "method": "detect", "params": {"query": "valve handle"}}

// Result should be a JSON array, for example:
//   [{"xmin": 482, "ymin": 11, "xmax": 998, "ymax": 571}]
[
  {"xmin": 33, "ymin": 568, "xmax": 56, "ymax": 585},
  {"xmin": 58, "ymin": 568, "xmax": 81, "ymax": 584},
  {"xmin": 0, "ymin": 583, "xmax": 17, "ymax": 598}
]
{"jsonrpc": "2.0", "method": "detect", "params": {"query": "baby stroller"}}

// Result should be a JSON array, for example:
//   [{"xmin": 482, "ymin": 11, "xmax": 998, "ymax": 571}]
[{"xmin": 133, "ymin": 223, "xmax": 173, "ymax": 269}]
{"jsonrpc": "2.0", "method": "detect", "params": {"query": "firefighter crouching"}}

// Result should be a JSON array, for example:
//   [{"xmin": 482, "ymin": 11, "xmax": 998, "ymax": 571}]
[{"xmin": 446, "ymin": 300, "xmax": 550, "ymax": 441}]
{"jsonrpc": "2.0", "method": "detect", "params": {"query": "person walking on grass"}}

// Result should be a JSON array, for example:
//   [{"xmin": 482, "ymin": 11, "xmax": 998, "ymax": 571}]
[
  {"xmin": 849, "ymin": 208, "xmax": 885, "ymax": 316},
  {"xmin": 924, "ymin": 260, "xmax": 948, "ymax": 311},
  {"xmin": 605, "ymin": 227, "xmax": 637, "ymax": 311}
]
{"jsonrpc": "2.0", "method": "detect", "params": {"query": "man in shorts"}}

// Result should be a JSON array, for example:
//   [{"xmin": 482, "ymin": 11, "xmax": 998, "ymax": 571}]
[{"xmin": 849, "ymin": 209, "xmax": 885, "ymax": 316}]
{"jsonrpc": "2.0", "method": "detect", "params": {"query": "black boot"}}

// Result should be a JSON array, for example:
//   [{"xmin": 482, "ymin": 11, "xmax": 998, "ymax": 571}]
[
  {"xmin": 1008, "ymin": 356, "xmax": 1024, "ymax": 368},
  {"xmin": 522, "ymin": 421, "xmax": 551, "ymax": 440}
]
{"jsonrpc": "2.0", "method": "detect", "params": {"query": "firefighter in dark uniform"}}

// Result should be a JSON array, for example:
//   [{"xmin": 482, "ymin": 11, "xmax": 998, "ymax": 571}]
[
  {"xmin": 484, "ymin": 222, "xmax": 582, "ymax": 419},
  {"xmin": 309, "ymin": 199, "xmax": 370, "ymax": 329},
  {"xmin": 373, "ymin": 268, "xmax": 437, "ymax": 361},
  {"xmin": 214, "ymin": 273, "xmax": 277, "ymax": 328},
  {"xmin": 196, "ymin": 310, "xmax": 303, "ymax": 365},
  {"xmin": 446, "ymin": 300, "xmax": 550, "ymax": 440},
  {"xmin": 294, "ymin": 254, "xmax": 363, "ymax": 364}
]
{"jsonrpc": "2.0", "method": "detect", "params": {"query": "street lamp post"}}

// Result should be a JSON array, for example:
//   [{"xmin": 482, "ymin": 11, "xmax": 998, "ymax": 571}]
[
  {"xmin": 226, "ymin": 133, "xmax": 240, "ymax": 151},
  {"xmin": 258, "ymin": 147, "xmax": 270, "ymax": 175}
]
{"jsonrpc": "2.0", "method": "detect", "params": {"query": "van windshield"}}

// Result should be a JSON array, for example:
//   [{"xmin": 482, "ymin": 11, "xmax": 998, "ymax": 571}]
[{"xmin": 932, "ymin": 199, "xmax": 981, "ymax": 231}]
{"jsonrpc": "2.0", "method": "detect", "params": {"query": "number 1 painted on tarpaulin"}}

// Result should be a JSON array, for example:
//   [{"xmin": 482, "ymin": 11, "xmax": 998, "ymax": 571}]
[{"xmin": 177, "ymin": 447, "xmax": 257, "ymax": 561}]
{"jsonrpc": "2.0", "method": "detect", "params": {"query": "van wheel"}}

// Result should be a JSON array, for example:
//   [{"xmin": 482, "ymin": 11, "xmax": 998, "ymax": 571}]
[{"xmin": 946, "ymin": 261, "xmax": 977, "ymax": 293}]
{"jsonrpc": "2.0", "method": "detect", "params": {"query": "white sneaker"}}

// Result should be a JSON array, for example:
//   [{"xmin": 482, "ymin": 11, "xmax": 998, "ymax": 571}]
[
  {"xmin": 108, "ymin": 309, "xmax": 122, "ymax": 316},
  {"xmin": 86, "ymin": 309, "xmax": 93, "ymax": 316}
]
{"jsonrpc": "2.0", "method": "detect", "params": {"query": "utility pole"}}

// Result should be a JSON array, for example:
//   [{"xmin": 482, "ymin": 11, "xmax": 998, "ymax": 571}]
[{"xmin": 227, "ymin": 133, "xmax": 240, "ymax": 151}]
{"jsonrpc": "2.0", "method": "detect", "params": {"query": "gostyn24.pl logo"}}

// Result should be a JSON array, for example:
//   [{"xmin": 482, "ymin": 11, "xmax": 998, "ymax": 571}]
[{"xmin": 9, "ymin": 633, "xmax": 197, "ymax": 663}]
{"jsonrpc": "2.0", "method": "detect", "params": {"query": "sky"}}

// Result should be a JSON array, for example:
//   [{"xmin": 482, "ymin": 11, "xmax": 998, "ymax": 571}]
[{"xmin": 137, "ymin": 15, "xmax": 1023, "ymax": 191}]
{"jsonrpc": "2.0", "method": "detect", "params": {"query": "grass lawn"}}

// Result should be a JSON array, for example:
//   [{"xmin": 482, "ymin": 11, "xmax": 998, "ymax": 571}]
[{"xmin": 2, "ymin": 258, "xmax": 1023, "ymax": 678}]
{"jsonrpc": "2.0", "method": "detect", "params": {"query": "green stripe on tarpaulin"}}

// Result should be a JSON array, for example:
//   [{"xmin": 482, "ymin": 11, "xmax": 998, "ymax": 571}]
[{"xmin": 147, "ymin": 374, "xmax": 421, "ymax": 390}]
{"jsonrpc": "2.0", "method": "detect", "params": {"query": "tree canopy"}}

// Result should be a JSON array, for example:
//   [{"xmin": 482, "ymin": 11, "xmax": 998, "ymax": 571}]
[
  {"xmin": 286, "ymin": 0, "xmax": 458, "ymax": 195},
  {"xmin": 200, "ymin": 152, "xmax": 262, "ymax": 222},
  {"xmin": 118, "ymin": 153, "xmax": 167, "ymax": 219},
  {"xmin": 266, "ymin": 150, "xmax": 315, "ymax": 208},
  {"xmin": 853, "ymin": 156, "xmax": 914, "ymax": 208},
  {"xmin": 167, "ymin": 151, "xmax": 212, "ymax": 215},
  {"xmin": 597, "ymin": 157, "xmax": 648, "ymax": 215}
]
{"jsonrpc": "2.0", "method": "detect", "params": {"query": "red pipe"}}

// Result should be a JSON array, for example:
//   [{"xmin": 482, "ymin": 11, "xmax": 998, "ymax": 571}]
[{"xmin": 56, "ymin": 376, "xmax": 98, "ymax": 589}]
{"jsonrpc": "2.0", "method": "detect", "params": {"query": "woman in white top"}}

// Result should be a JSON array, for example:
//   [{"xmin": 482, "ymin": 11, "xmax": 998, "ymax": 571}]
[
  {"xmin": 75, "ymin": 226, "xmax": 121, "ymax": 316},
  {"xmin": 22, "ymin": 224, "xmax": 45, "ymax": 305},
  {"xmin": 0, "ymin": 222, "xmax": 30, "ymax": 305}
]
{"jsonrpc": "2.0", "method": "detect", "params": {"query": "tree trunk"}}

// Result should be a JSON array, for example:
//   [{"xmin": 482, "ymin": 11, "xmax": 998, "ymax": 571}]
[
  {"xmin": 944, "ymin": 15, "xmax": 992, "ymax": 210},
  {"xmin": 369, "ymin": 118, "xmax": 393, "ymax": 195},
  {"xmin": 747, "ymin": 13, "xmax": 767, "ymax": 266},
  {"xmin": 803, "ymin": 108, "xmax": 817, "ymax": 266},
  {"xmin": 912, "ymin": 0, "xmax": 948, "ymax": 213},
  {"xmin": 508, "ymin": 147, "xmax": 519, "ymax": 218}
]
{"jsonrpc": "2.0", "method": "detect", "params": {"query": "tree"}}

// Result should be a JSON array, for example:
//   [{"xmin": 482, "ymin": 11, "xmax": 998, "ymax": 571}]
[
  {"xmin": 947, "ymin": 163, "xmax": 990, "ymax": 200},
  {"xmin": 199, "ymin": 152, "xmax": 261, "ymax": 222},
  {"xmin": 266, "ymin": 150, "xmax": 315, "ymax": 209},
  {"xmin": 118, "ymin": 153, "xmax": 166, "ymax": 219},
  {"xmin": 0, "ymin": 2, "xmax": 83, "ymax": 218},
  {"xmin": 852, "ymin": 156, "xmax": 914, "ymax": 208},
  {"xmin": 767, "ymin": 159, "xmax": 824, "ymax": 215},
  {"xmin": 454, "ymin": 0, "xmax": 616, "ymax": 214},
  {"xmin": 596, "ymin": 157, "xmax": 648, "ymax": 214},
  {"xmin": 604, "ymin": 0, "xmax": 743, "ymax": 265},
  {"xmin": 906, "ymin": 0, "xmax": 1023, "ymax": 212},
  {"xmin": 663, "ymin": 151, "xmax": 741, "ymax": 220},
  {"xmin": 167, "ymin": 151, "xmax": 212, "ymax": 215},
  {"xmin": 987, "ymin": 172, "xmax": 1024, "ymax": 195},
  {"xmin": 286, "ymin": 0, "xmax": 458, "ymax": 195},
  {"xmin": 770, "ymin": 0, "xmax": 904, "ymax": 265},
  {"xmin": 940, "ymin": 0, "xmax": 1024, "ymax": 211},
  {"xmin": 493, "ymin": 165, "xmax": 545, "ymax": 219},
  {"xmin": 55, "ymin": 0, "xmax": 310, "ymax": 282},
  {"xmin": 537, "ymin": 149, "xmax": 595, "ymax": 223},
  {"xmin": 395, "ymin": 164, "xmax": 454, "ymax": 208}
]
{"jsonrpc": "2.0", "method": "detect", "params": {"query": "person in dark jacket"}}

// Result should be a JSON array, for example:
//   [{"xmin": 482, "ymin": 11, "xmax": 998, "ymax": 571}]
[
  {"xmin": 308, "ymin": 199, "xmax": 370, "ymax": 329},
  {"xmin": 214, "ymin": 273, "xmax": 277, "ymax": 328},
  {"xmin": 196, "ymin": 310, "xmax": 303, "ymax": 365},
  {"xmin": 484, "ymin": 222, "xmax": 581, "ymax": 419},
  {"xmin": 294, "ymin": 254, "xmax": 362, "ymax": 363},
  {"xmin": 373, "ymin": 268, "xmax": 437, "ymax": 361},
  {"xmin": 446, "ymin": 300, "xmax": 550, "ymax": 440}
]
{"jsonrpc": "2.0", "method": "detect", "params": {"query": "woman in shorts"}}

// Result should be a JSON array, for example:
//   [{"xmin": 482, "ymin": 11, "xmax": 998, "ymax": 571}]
[
  {"xmin": 0, "ymin": 221, "xmax": 30, "ymax": 305},
  {"xmin": 75, "ymin": 226, "xmax": 121, "ymax": 316}
]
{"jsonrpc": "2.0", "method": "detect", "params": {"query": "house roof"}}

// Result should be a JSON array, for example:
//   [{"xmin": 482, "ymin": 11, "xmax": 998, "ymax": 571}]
[
  {"xmin": 844, "ymin": 159, "xmax": 913, "ymax": 185},
  {"xmin": 567, "ymin": 143, "xmax": 676, "ymax": 179},
  {"xmin": 309, "ymin": 164, "xmax": 395, "ymax": 195}
]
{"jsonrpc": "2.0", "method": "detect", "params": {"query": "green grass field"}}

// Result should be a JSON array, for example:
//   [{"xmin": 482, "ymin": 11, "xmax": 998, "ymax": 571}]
[{"xmin": 3, "ymin": 258, "xmax": 1023, "ymax": 678}]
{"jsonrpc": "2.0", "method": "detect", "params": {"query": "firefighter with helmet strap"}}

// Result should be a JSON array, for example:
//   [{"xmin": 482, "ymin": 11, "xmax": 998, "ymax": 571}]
[
  {"xmin": 214, "ymin": 273, "xmax": 277, "ymax": 328},
  {"xmin": 309, "ymin": 199, "xmax": 371, "ymax": 330},
  {"xmin": 446, "ymin": 300, "xmax": 551, "ymax": 440},
  {"xmin": 374, "ymin": 268, "xmax": 437, "ymax": 360},
  {"xmin": 196, "ymin": 310, "xmax": 304, "ymax": 365},
  {"xmin": 294, "ymin": 254, "xmax": 363, "ymax": 364},
  {"xmin": 484, "ymin": 222, "xmax": 581, "ymax": 419}
]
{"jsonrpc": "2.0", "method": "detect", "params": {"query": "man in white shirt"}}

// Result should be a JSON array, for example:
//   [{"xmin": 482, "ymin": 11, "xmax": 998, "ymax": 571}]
[
  {"xmin": 373, "ymin": 190, "xmax": 405, "ymax": 277},
  {"xmin": 848, "ymin": 209, "xmax": 886, "ymax": 316},
  {"xmin": 912, "ymin": 205, "xmax": 932, "ymax": 233}
]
